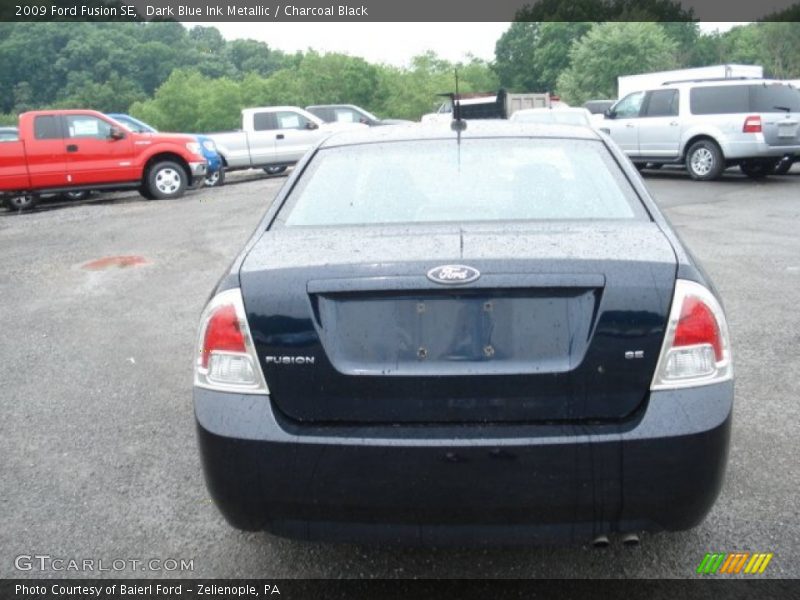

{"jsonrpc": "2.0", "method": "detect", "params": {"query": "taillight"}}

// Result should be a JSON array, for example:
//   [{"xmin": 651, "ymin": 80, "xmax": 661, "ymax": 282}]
[
  {"xmin": 743, "ymin": 115, "xmax": 762, "ymax": 133},
  {"xmin": 194, "ymin": 288, "xmax": 268, "ymax": 393},
  {"xmin": 651, "ymin": 280, "xmax": 732, "ymax": 390}
]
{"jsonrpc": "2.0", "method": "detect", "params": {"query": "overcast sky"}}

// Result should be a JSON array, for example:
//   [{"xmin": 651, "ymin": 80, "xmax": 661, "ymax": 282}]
[{"xmin": 193, "ymin": 22, "xmax": 748, "ymax": 67}]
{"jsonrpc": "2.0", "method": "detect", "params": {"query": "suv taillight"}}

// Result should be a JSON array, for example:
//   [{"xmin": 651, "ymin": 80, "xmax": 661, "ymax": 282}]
[
  {"xmin": 194, "ymin": 288, "xmax": 268, "ymax": 394},
  {"xmin": 651, "ymin": 280, "xmax": 733, "ymax": 390},
  {"xmin": 743, "ymin": 115, "xmax": 762, "ymax": 133}
]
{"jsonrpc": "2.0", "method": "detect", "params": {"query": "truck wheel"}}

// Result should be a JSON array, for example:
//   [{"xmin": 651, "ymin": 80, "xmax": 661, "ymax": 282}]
[
  {"xmin": 146, "ymin": 161, "xmax": 187, "ymax": 199},
  {"xmin": 740, "ymin": 160, "xmax": 777, "ymax": 179},
  {"xmin": 4, "ymin": 194, "xmax": 39, "ymax": 211},
  {"xmin": 685, "ymin": 140, "xmax": 724, "ymax": 181},
  {"xmin": 204, "ymin": 167, "xmax": 225, "ymax": 187},
  {"xmin": 264, "ymin": 166, "xmax": 287, "ymax": 176}
]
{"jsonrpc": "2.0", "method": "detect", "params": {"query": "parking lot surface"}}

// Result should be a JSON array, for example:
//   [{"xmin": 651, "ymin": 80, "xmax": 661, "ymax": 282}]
[{"xmin": 1, "ymin": 167, "xmax": 798, "ymax": 578}]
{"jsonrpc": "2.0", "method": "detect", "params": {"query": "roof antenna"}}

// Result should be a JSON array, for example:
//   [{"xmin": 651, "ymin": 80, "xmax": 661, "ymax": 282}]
[{"xmin": 451, "ymin": 70, "xmax": 467, "ymax": 134}]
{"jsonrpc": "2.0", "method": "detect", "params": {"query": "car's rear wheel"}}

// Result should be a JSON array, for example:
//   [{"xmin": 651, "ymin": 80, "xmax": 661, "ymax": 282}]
[
  {"xmin": 264, "ymin": 166, "xmax": 287, "ymax": 176},
  {"xmin": 686, "ymin": 140, "xmax": 724, "ymax": 181},
  {"xmin": 4, "ymin": 194, "xmax": 38, "ymax": 211},
  {"xmin": 205, "ymin": 167, "xmax": 225, "ymax": 188},
  {"xmin": 146, "ymin": 161, "xmax": 187, "ymax": 199},
  {"xmin": 740, "ymin": 160, "xmax": 777, "ymax": 179}
]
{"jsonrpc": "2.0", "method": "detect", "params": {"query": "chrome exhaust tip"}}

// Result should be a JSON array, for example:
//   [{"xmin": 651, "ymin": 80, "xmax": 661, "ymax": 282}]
[{"xmin": 592, "ymin": 534, "xmax": 610, "ymax": 548}]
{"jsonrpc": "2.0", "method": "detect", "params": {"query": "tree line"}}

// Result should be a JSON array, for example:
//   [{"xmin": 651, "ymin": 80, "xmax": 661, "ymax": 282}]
[{"xmin": 0, "ymin": 20, "xmax": 798, "ymax": 131}]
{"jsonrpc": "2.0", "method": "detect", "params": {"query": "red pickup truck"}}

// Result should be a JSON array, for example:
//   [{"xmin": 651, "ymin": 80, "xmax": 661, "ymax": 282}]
[{"xmin": 0, "ymin": 110, "xmax": 207, "ymax": 210}]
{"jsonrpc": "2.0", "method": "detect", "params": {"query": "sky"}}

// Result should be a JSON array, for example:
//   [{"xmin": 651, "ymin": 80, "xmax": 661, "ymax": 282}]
[{"xmin": 194, "ymin": 22, "xmax": 749, "ymax": 67}]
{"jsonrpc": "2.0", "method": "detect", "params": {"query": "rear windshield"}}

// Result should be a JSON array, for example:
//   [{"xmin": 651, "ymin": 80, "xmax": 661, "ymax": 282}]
[
  {"xmin": 277, "ymin": 138, "xmax": 646, "ymax": 227},
  {"xmin": 690, "ymin": 84, "xmax": 800, "ymax": 115}
]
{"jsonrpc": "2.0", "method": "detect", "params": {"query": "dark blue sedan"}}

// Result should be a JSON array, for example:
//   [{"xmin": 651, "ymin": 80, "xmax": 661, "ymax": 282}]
[{"xmin": 193, "ymin": 121, "xmax": 733, "ymax": 545}]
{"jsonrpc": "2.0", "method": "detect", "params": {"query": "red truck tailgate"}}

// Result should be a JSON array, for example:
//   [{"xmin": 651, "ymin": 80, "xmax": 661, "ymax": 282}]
[{"xmin": 0, "ymin": 141, "xmax": 32, "ymax": 191}]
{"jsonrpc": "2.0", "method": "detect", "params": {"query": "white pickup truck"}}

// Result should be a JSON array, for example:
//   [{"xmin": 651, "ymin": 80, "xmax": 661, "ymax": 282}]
[{"xmin": 205, "ymin": 106, "xmax": 365, "ymax": 177}]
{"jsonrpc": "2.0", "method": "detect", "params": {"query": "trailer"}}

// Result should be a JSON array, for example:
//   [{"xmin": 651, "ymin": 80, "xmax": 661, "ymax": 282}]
[
  {"xmin": 421, "ymin": 90, "xmax": 551, "ymax": 123},
  {"xmin": 617, "ymin": 64, "xmax": 764, "ymax": 99}
]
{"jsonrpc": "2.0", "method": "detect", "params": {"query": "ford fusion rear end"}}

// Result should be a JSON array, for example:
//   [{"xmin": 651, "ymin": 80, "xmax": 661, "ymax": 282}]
[{"xmin": 193, "ymin": 125, "xmax": 733, "ymax": 544}]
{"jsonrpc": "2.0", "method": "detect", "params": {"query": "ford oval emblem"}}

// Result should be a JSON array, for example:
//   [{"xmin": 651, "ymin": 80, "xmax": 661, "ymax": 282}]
[{"xmin": 427, "ymin": 265, "xmax": 481, "ymax": 285}]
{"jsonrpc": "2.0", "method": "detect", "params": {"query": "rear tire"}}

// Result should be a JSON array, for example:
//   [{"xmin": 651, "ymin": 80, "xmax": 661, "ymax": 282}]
[
  {"xmin": 4, "ymin": 194, "xmax": 39, "ymax": 211},
  {"xmin": 204, "ymin": 167, "xmax": 225, "ymax": 188},
  {"xmin": 146, "ymin": 161, "xmax": 187, "ymax": 199},
  {"xmin": 740, "ymin": 160, "xmax": 777, "ymax": 179},
  {"xmin": 264, "ymin": 166, "xmax": 287, "ymax": 176},
  {"xmin": 685, "ymin": 140, "xmax": 724, "ymax": 181}
]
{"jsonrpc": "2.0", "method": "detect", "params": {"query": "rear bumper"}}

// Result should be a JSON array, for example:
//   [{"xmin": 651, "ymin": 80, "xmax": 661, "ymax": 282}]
[
  {"xmin": 194, "ymin": 381, "xmax": 733, "ymax": 544},
  {"xmin": 719, "ymin": 137, "xmax": 800, "ymax": 160}
]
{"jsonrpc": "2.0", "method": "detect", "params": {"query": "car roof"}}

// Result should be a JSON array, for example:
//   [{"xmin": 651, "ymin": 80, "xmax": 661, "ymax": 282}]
[{"xmin": 319, "ymin": 120, "xmax": 602, "ymax": 148}]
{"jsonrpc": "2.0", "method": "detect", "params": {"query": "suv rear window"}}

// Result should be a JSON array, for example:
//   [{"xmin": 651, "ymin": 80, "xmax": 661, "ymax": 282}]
[
  {"xmin": 750, "ymin": 84, "xmax": 800, "ymax": 112},
  {"xmin": 690, "ymin": 84, "xmax": 800, "ymax": 114},
  {"xmin": 277, "ymin": 138, "xmax": 647, "ymax": 227},
  {"xmin": 690, "ymin": 85, "xmax": 749, "ymax": 115}
]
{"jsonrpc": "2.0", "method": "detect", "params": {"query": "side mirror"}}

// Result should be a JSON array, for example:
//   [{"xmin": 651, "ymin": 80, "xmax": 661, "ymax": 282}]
[
  {"xmin": 305, "ymin": 121, "xmax": 319, "ymax": 130},
  {"xmin": 604, "ymin": 108, "xmax": 616, "ymax": 119},
  {"xmin": 109, "ymin": 126, "xmax": 125, "ymax": 140}
]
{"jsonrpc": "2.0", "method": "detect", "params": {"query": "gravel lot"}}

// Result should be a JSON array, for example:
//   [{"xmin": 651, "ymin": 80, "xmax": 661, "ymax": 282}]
[{"xmin": 1, "ymin": 166, "xmax": 798, "ymax": 579}]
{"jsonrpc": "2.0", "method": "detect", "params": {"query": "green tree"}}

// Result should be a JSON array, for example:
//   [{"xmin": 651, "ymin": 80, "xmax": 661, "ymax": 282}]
[{"xmin": 556, "ymin": 22, "xmax": 678, "ymax": 104}]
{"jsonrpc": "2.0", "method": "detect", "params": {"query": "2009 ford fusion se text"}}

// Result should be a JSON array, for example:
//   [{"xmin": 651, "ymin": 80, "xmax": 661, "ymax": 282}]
[{"xmin": 192, "ymin": 121, "xmax": 733, "ymax": 545}]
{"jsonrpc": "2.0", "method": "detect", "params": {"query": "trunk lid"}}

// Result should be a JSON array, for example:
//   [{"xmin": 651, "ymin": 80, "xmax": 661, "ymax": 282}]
[{"xmin": 240, "ymin": 222, "xmax": 676, "ymax": 423}]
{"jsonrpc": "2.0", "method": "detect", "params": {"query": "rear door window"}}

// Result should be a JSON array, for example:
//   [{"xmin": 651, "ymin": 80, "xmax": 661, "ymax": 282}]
[
  {"xmin": 253, "ymin": 112, "xmax": 276, "ymax": 131},
  {"xmin": 643, "ymin": 89, "xmax": 679, "ymax": 117},
  {"xmin": 34, "ymin": 115, "xmax": 62, "ymax": 139},
  {"xmin": 690, "ymin": 85, "xmax": 749, "ymax": 114}
]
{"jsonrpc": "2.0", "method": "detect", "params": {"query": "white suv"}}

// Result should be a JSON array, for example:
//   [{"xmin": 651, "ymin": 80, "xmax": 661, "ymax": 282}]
[{"xmin": 600, "ymin": 79, "xmax": 800, "ymax": 180}]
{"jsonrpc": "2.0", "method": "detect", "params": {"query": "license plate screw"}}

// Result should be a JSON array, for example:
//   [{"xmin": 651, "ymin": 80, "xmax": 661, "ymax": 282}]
[
  {"xmin": 417, "ymin": 347, "xmax": 428, "ymax": 359},
  {"xmin": 483, "ymin": 345, "xmax": 495, "ymax": 358},
  {"xmin": 417, "ymin": 302, "xmax": 426, "ymax": 313},
  {"xmin": 483, "ymin": 301, "xmax": 493, "ymax": 311}
]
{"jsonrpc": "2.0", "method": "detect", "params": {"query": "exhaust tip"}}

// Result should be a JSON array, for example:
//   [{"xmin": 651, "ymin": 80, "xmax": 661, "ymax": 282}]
[
  {"xmin": 592, "ymin": 534, "xmax": 610, "ymax": 548},
  {"xmin": 621, "ymin": 532, "xmax": 640, "ymax": 547}
]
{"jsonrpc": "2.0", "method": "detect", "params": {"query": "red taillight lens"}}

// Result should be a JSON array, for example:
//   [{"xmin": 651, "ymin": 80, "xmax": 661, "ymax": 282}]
[
  {"xmin": 201, "ymin": 304, "xmax": 245, "ymax": 368},
  {"xmin": 651, "ymin": 280, "xmax": 732, "ymax": 390},
  {"xmin": 673, "ymin": 296, "xmax": 723, "ymax": 361},
  {"xmin": 743, "ymin": 115, "xmax": 762, "ymax": 133}
]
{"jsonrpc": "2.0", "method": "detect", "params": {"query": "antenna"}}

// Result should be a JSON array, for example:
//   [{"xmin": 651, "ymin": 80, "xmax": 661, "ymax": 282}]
[{"xmin": 451, "ymin": 70, "xmax": 467, "ymax": 132}]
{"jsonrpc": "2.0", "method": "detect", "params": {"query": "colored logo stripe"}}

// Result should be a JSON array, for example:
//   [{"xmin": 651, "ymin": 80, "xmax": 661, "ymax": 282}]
[{"xmin": 697, "ymin": 553, "xmax": 773, "ymax": 575}]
